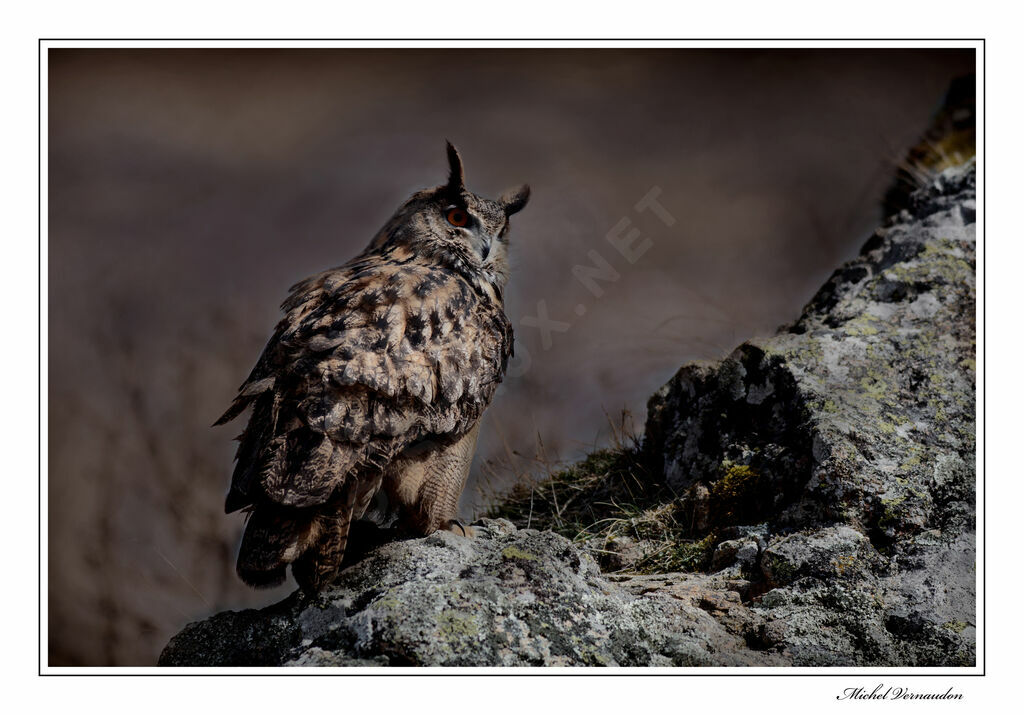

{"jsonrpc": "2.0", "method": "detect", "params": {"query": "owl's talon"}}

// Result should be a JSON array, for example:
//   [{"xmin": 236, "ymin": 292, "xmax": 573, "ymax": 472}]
[{"xmin": 445, "ymin": 519, "xmax": 474, "ymax": 538}]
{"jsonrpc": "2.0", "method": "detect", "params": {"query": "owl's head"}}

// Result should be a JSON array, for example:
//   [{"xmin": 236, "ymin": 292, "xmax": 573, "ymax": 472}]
[{"xmin": 369, "ymin": 143, "xmax": 530, "ymax": 294}]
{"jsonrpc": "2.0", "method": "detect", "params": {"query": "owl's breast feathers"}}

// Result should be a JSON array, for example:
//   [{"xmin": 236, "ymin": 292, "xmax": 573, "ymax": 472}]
[{"xmin": 216, "ymin": 250, "xmax": 513, "ymax": 512}]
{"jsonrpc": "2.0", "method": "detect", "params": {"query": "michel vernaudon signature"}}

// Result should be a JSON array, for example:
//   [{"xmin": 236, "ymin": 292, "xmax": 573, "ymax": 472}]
[{"xmin": 838, "ymin": 685, "xmax": 964, "ymax": 701}]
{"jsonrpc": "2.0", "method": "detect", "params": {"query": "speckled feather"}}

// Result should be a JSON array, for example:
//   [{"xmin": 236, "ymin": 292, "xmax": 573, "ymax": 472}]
[{"xmin": 221, "ymin": 251, "xmax": 513, "ymax": 509}]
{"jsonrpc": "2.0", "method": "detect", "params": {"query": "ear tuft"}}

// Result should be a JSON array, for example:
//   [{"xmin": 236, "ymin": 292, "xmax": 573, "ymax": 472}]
[
  {"xmin": 445, "ymin": 141, "xmax": 465, "ymax": 194},
  {"xmin": 500, "ymin": 184, "xmax": 531, "ymax": 216}
]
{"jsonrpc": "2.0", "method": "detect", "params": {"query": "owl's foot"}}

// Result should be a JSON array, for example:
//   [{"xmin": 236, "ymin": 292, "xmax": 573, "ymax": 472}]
[{"xmin": 444, "ymin": 519, "xmax": 476, "ymax": 538}]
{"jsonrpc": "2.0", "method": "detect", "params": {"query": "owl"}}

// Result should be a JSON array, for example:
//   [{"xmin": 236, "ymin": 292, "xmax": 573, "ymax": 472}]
[{"xmin": 215, "ymin": 143, "xmax": 529, "ymax": 592}]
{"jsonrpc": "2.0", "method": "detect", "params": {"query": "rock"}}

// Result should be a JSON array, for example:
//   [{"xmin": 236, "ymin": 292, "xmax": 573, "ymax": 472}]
[
  {"xmin": 759, "ymin": 525, "xmax": 875, "ymax": 587},
  {"xmin": 161, "ymin": 519, "xmax": 782, "ymax": 666},
  {"xmin": 598, "ymin": 535, "xmax": 658, "ymax": 572},
  {"xmin": 646, "ymin": 164, "xmax": 976, "ymax": 547},
  {"xmin": 161, "ymin": 161, "xmax": 976, "ymax": 669},
  {"xmin": 711, "ymin": 537, "xmax": 760, "ymax": 573},
  {"xmin": 641, "ymin": 161, "xmax": 976, "ymax": 665},
  {"xmin": 711, "ymin": 539, "xmax": 742, "ymax": 570}
]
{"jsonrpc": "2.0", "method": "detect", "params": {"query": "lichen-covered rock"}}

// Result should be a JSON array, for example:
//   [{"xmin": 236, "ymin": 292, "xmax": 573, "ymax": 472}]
[
  {"xmin": 759, "ymin": 525, "xmax": 877, "ymax": 587},
  {"xmin": 161, "ymin": 162, "xmax": 975, "ymax": 668},
  {"xmin": 641, "ymin": 161, "xmax": 976, "ymax": 665},
  {"xmin": 160, "ymin": 519, "xmax": 785, "ymax": 666},
  {"xmin": 646, "ymin": 163, "xmax": 975, "ymax": 545}
]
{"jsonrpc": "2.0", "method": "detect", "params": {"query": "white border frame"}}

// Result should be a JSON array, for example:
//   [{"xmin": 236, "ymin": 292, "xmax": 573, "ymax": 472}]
[{"xmin": 38, "ymin": 38, "xmax": 985, "ymax": 680}]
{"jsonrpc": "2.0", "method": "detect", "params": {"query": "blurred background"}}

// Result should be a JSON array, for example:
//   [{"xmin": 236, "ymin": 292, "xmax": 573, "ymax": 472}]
[{"xmin": 47, "ymin": 48, "xmax": 974, "ymax": 665}]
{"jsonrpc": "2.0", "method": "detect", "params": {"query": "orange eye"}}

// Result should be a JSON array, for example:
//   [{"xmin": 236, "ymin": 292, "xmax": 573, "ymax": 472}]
[{"xmin": 446, "ymin": 208, "xmax": 469, "ymax": 227}]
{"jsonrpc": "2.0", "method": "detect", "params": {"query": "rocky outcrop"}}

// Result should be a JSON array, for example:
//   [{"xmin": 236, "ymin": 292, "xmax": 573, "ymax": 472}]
[
  {"xmin": 639, "ymin": 161, "xmax": 976, "ymax": 666},
  {"xmin": 646, "ymin": 163, "xmax": 976, "ymax": 546},
  {"xmin": 161, "ymin": 519, "xmax": 786, "ymax": 666},
  {"xmin": 160, "ymin": 162, "xmax": 976, "ymax": 668}
]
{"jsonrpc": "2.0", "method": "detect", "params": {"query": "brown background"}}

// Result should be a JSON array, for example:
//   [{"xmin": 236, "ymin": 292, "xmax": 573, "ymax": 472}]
[{"xmin": 48, "ymin": 48, "xmax": 974, "ymax": 665}]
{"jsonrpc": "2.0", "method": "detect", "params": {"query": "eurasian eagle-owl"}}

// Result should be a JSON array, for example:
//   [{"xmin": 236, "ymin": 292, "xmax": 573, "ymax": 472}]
[{"xmin": 216, "ymin": 144, "xmax": 529, "ymax": 592}]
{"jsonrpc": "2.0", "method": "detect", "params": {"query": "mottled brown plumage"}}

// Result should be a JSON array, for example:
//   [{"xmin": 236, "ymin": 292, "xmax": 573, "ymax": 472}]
[{"xmin": 216, "ymin": 144, "xmax": 529, "ymax": 592}]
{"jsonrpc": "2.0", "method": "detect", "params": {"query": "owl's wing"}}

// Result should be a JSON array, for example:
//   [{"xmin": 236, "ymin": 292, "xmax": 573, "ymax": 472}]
[{"xmin": 217, "ymin": 256, "xmax": 512, "ymax": 512}]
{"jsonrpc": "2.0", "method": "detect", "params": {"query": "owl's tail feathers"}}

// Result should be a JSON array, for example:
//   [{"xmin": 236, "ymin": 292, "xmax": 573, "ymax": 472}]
[
  {"xmin": 235, "ymin": 506, "xmax": 317, "ymax": 589},
  {"xmin": 292, "ymin": 494, "xmax": 358, "ymax": 594}
]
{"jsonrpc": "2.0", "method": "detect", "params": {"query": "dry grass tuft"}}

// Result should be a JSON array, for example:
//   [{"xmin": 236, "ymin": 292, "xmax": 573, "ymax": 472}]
[{"xmin": 485, "ymin": 439, "xmax": 716, "ymax": 575}]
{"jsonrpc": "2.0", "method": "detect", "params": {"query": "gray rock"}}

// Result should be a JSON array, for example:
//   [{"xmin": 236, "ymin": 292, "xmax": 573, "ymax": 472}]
[
  {"xmin": 711, "ymin": 537, "xmax": 761, "ymax": 573},
  {"xmin": 759, "ymin": 525, "xmax": 875, "ymax": 587},
  {"xmin": 161, "ymin": 162, "xmax": 976, "ymax": 668},
  {"xmin": 646, "ymin": 164, "xmax": 975, "ymax": 546},
  {"xmin": 599, "ymin": 535, "xmax": 660, "ymax": 572},
  {"xmin": 160, "ymin": 519, "xmax": 782, "ymax": 666},
  {"xmin": 642, "ymin": 161, "xmax": 976, "ymax": 666}
]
